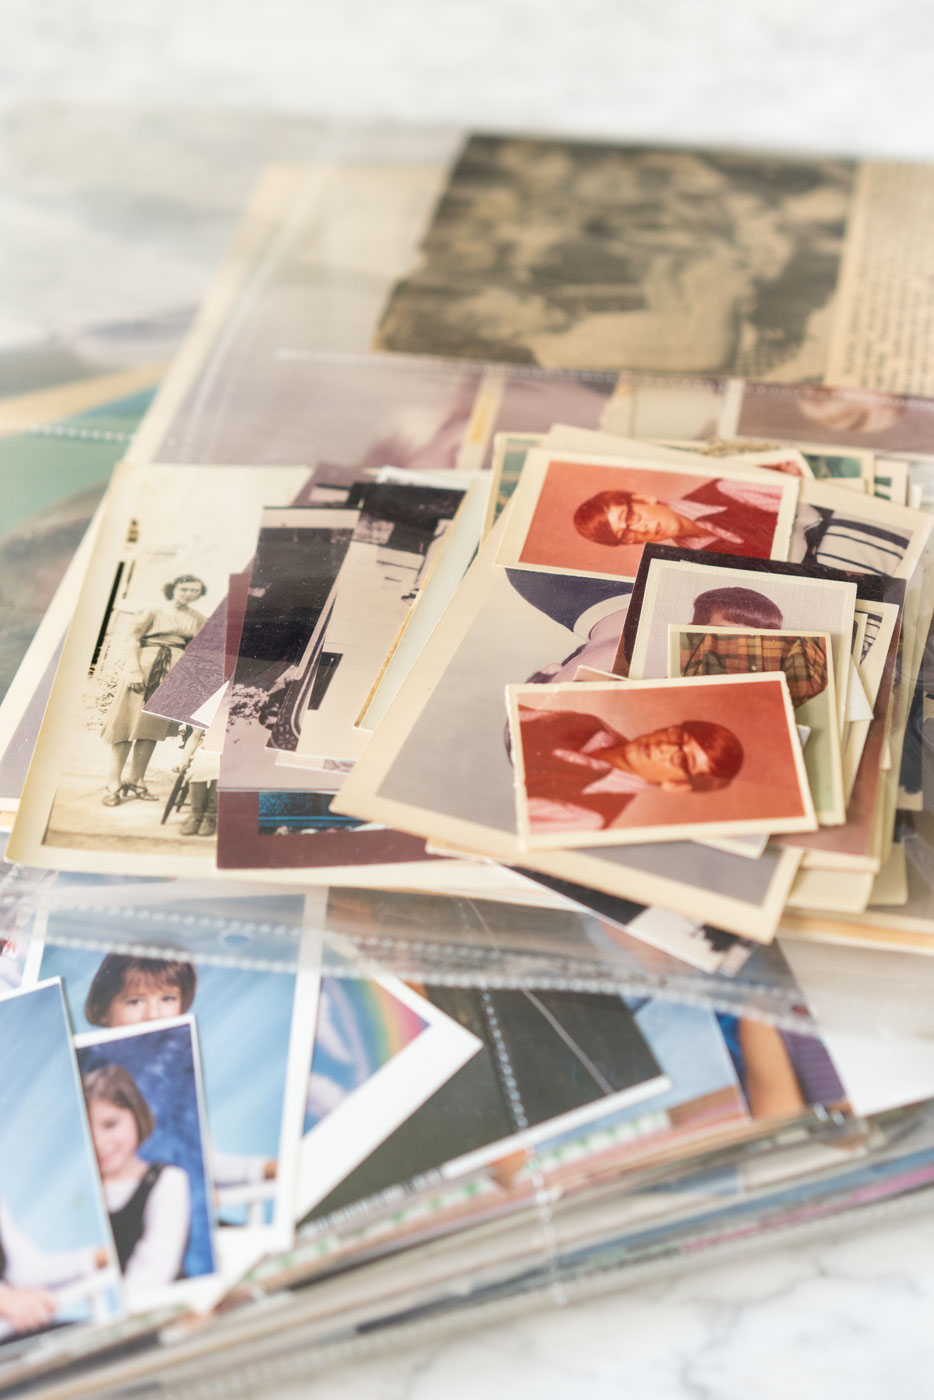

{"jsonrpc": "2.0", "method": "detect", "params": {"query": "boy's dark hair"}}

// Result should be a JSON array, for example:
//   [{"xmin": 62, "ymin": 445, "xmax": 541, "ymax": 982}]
[
  {"xmin": 680, "ymin": 719, "xmax": 745, "ymax": 791},
  {"xmin": 84, "ymin": 953, "xmax": 197, "ymax": 1026},
  {"xmin": 691, "ymin": 586, "xmax": 783, "ymax": 629}
]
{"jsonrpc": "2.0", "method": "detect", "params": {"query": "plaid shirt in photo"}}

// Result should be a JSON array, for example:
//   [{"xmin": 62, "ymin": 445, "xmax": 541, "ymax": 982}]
[{"xmin": 681, "ymin": 633, "xmax": 828, "ymax": 707}]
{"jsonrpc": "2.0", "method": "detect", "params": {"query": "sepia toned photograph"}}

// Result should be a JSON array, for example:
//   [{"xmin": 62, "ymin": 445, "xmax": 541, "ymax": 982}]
[
  {"xmin": 496, "ymin": 448, "xmax": 797, "ymax": 581},
  {"xmin": 507, "ymin": 676, "xmax": 816, "ymax": 849},
  {"xmin": 374, "ymin": 135, "xmax": 854, "ymax": 379},
  {"xmin": 7, "ymin": 464, "xmax": 310, "ymax": 876},
  {"xmin": 140, "ymin": 572, "xmax": 246, "ymax": 729}
]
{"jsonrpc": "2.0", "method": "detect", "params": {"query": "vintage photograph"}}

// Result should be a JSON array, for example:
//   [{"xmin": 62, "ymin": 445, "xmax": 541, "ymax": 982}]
[
  {"xmin": 292, "ymin": 478, "xmax": 473, "ymax": 765},
  {"xmin": 621, "ymin": 553, "xmax": 861, "ymax": 715},
  {"xmin": 74, "ymin": 1018, "xmax": 219, "ymax": 1311},
  {"xmin": 599, "ymin": 376, "xmax": 724, "ymax": 442},
  {"xmin": 495, "ymin": 448, "xmax": 797, "ymax": 580},
  {"xmin": 140, "ymin": 571, "xmax": 247, "ymax": 729},
  {"xmin": 789, "ymin": 479, "xmax": 932, "ymax": 580},
  {"xmin": 215, "ymin": 786, "xmax": 433, "ymax": 877},
  {"xmin": 221, "ymin": 506, "xmax": 358, "ymax": 788},
  {"xmin": 374, "ymin": 135, "xmax": 854, "ymax": 379},
  {"xmin": 795, "ymin": 445, "xmax": 874, "ymax": 491},
  {"xmin": 732, "ymin": 382, "xmax": 934, "ymax": 453},
  {"xmin": 331, "ymin": 528, "xmax": 804, "ymax": 939},
  {"xmin": 669, "ymin": 625, "xmax": 845, "ymax": 824},
  {"xmin": 0, "ymin": 981, "xmax": 121, "ymax": 1347},
  {"xmin": 28, "ymin": 938, "xmax": 314, "ymax": 1252},
  {"xmin": 355, "ymin": 476, "xmax": 490, "ymax": 732},
  {"xmin": 7, "ymin": 464, "xmax": 311, "ymax": 875},
  {"xmin": 481, "ymin": 431, "xmax": 542, "ymax": 539},
  {"xmin": 507, "ymin": 676, "xmax": 816, "ymax": 849}
]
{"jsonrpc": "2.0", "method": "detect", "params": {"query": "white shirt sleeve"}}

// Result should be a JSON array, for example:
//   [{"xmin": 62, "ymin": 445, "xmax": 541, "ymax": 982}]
[
  {"xmin": 212, "ymin": 1151, "xmax": 268, "ymax": 1187},
  {"xmin": 122, "ymin": 1167, "xmax": 190, "ymax": 1294},
  {"xmin": 0, "ymin": 1199, "xmax": 96, "ymax": 1290}
]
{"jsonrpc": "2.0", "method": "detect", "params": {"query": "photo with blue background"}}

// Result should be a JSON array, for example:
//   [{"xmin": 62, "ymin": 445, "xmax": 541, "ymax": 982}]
[
  {"xmin": 40, "ymin": 939, "xmax": 297, "ymax": 1227},
  {"xmin": 76, "ymin": 1022, "xmax": 215, "ymax": 1280},
  {"xmin": 0, "ymin": 982, "xmax": 119, "ymax": 1327}
]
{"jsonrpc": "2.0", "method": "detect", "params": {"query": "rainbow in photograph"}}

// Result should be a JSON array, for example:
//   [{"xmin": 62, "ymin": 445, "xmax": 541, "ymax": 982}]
[{"xmin": 305, "ymin": 975, "xmax": 429, "ymax": 1132}]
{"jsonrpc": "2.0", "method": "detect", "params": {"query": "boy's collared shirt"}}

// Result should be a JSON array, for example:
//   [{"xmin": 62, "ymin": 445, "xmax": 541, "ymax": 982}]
[{"xmin": 682, "ymin": 632, "xmax": 828, "ymax": 707}]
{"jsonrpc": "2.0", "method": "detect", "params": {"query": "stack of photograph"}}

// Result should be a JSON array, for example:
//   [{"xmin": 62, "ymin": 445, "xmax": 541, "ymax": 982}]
[{"xmin": 5, "ymin": 128, "xmax": 934, "ymax": 1398}]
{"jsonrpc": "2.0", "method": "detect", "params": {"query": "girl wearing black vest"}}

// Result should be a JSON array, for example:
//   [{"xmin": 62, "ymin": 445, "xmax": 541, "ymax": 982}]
[{"xmin": 83, "ymin": 1065, "xmax": 189, "ymax": 1298}]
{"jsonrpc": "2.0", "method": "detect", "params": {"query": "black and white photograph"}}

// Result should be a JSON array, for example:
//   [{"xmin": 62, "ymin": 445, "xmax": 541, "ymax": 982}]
[
  {"xmin": 291, "ymin": 476, "xmax": 474, "ymax": 765},
  {"xmin": 374, "ymin": 135, "xmax": 855, "ymax": 380},
  {"xmin": 7, "ymin": 464, "xmax": 310, "ymax": 875},
  {"xmin": 221, "ymin": 506, "xmax": 358, "ymax": 789}
]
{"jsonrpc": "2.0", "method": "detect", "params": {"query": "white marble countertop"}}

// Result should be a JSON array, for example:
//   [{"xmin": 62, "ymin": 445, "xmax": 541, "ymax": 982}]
[
  {"xmin": 5, "ymin": 2, "xmax": 934, "ymax": 1394},
  {"xmin": 237, "ymin": 1204, "xmax": 934, "ymax": 1400}
]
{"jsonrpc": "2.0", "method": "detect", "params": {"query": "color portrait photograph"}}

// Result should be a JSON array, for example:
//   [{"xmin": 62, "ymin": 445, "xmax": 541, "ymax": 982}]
[
  {"xmin": 74, "ymin": 1018, "xmax": 219, "ymax": 1311},
  {"xmin": 31, "ymin": 939, "xmax": 307, "ymax": 1242},
  {"xmin": 621, "ymin": 555, "xmax": 860, "ymax": 720},
  {"xmin": 332, "ymin": 527, "xmax": 803, "ymax": 939},
  {"xmin": 669, "ymin": 625, "xmax": 845, "ymax": 824},
  {"xmin": 507, "ymin": 675, "xmax": 816, "ymax": 849},
  {"xmin": 0, "ymin": 982, "xmax": 121, "ymax": 1348},
  {"xmin": 496, "ymin": 449, "xmax": 797, "ymax": 581}
]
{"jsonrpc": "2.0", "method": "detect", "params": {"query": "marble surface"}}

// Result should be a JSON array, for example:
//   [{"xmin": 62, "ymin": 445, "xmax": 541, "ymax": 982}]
[
  {"xmin": 229, "ymin": 1203, "xmax": 934, "ymax": 1400},
  {"xmin": 5, "ymin": 3, "xmax": 934, "ymax": 1395}
]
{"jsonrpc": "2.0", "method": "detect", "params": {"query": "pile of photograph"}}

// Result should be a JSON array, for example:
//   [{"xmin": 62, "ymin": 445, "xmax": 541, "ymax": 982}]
[{"xmin": 6, "ymin": 128, "xmax": 934, "ymax": 1398}]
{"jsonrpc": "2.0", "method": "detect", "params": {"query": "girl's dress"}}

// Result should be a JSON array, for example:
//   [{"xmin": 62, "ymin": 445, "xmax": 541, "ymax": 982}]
[{"xmin": 101, "ymin": 606, "xmax": 205, "ymax": 745}]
